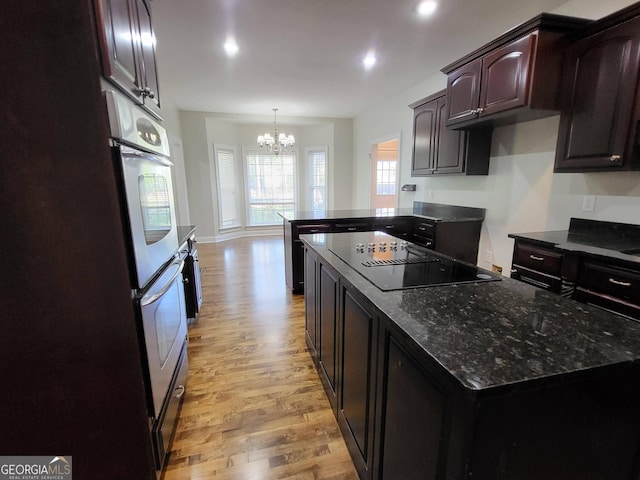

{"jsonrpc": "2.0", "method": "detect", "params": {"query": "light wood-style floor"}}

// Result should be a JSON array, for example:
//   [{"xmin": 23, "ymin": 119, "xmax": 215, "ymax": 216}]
[{"xmin": 163, "ymin": 236, "xmax": 358, "ymax": 480}]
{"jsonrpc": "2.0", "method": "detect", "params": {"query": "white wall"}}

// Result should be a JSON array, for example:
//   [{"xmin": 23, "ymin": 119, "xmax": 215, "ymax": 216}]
[
  {"xmin": 353, "ymin": 0, "xmax": 640, "ymax": 273},
  {"xmin": 178, "ymin": 112, "xmax": 353, "ymax": 241}
]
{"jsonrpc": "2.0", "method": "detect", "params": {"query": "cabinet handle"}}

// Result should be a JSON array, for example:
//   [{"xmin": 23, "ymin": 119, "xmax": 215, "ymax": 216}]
[
  {"xmin": 609, "ymin": 277, "xmax": 631, "ymax": 287},
  {"xmin": 529, "ymin": 255, "xmax": 545, "ymax": 261},
  {"xmin": 174, "ymin": 385, "xmax": 186, "ymax": 399},
  {"xmin": 477, "ymin": 107, "xmax": 484, "ymax": 114},
  {"xmin": 609, "ymin": 154, "xmax": 621, "ymax": 162}
]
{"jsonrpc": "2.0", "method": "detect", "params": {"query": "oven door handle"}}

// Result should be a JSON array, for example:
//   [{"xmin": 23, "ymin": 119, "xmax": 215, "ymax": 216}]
[
  {"xmin": 121, "ymin": 148, "xmax": 174, "ymax": 167},
  {"xmin": 141, "ymin": 258, "xmax": 185, "ymax": 306}
]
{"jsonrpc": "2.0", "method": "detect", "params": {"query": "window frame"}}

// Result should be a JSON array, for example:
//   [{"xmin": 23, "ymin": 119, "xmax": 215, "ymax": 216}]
[
  {"xmin": 305, "ymin": 146, "xmax": 328, "ymax": 214},
  {"xmin": 242, "ymin": 148, "xmax": 298, "ymax": 227},
  {"xmin": 212, "ymin": 143, "xmax": 242, "ymax": 231}
]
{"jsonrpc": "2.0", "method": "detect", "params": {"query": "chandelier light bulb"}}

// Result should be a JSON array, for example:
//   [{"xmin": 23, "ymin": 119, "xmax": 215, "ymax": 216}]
[{"xmin": 257, "ymin": 108, "xmax": 295, "ymax": 155}]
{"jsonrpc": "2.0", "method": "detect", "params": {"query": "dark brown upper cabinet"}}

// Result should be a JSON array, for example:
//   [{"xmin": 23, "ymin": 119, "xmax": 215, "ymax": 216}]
[
  {"xmin": 95, "ymin": 0, "xmax": 162, "ymax": 119},
  {"xmin": 441, "ymin": 14, "xmax": 590, "ymax": 129},
  {"xmin": 409, "ymin": 90, "xmax": 491, "ymax": 176},
  {"xmin": 554, "ymin": 4, "xmax": 640, "ymax": 172}
]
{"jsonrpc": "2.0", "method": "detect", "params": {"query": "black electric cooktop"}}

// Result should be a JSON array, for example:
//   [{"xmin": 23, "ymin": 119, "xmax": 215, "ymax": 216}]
[{"xmin": 327, "ymin": 232, "xmax": 501, "ymax": 291}]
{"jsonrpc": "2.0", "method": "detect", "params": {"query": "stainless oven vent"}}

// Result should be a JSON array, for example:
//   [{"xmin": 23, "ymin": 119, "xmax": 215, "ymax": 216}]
[{"xmin": 362, "ymin": 256, "xmax": 440, "ymax": 267}]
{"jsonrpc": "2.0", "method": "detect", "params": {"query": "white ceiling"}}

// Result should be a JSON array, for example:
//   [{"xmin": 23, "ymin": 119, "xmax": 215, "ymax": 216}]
[{"xmin": 151, "ymin": 0, "xmax": 576, "ymax": 120}]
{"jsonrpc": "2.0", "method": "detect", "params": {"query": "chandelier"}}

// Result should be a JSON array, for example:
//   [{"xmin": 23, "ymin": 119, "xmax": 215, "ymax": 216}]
[{"xmin": 257, "ymin": 108, "xmax": 295, "ymax": 155}]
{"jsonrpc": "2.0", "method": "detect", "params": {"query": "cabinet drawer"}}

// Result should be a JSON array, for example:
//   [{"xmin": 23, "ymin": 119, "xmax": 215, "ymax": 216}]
[
  {"xmin": 296, "ymin": 223, "xmax": 333, "ymax": 235},
  {"xmin": 578, "ymin": 261, "xmax": 640, "ymax": 304},
  {"xmin": 511, "ymin": 265, "xmax": 562, "ymax": 293},
  {"xmin": 372, "ymin": 218, "xmax": 408, "ymax": 233},
  {"xmin": 513, "ymin": 242, "xmax": 562, "ymax": 276},
  {"xmin": 414, "ymin": 221, "xmax": 436, "ymax": 237},
  {"xmin": 333, "ymin": 221, "xmax": 371, "ymax": 232},
  {"xmin": 573, "ymin": 288, "xmax": 640, "ymax": 321}
]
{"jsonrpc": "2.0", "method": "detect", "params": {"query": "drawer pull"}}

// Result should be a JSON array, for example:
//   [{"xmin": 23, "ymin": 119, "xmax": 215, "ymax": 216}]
[
  {"xmin": 608, "ymin": 278, "xmax": 632, "ymax": 287},
  {"xmin": 529, "ymin": 255, "xmax": 545, "ymax": 261}
]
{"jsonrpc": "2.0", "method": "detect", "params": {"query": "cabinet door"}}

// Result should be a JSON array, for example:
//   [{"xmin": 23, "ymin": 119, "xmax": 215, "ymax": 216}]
[
  {"xmin": 318, "ymin": 264, "xmax": 339, "ymax": 407},
  {"xmin": 304, "ymin": 249, "xmax": 318, "ymax": 356},
  {"xmin": 480, "ymin": 33, "xmax": 534, "ymax": 117},
  {"xmin": 97, "ymin": 0, "xmax": 144, "ymax": 102},
  {"xmin": 135, "ymin": 0, "xmax": 161, "ymax": 113},
  {"xmin": 434, "ymin": 97, "xmax": 465, "ymax": 174},
  {"xmin": 445, "ymin": 58, "xmax": 482, "ymax": 127},
  {"xmin": 411, "ymin": 99, "xmax": 438, "ymax": 176},
  {"xmin": 339, "ymin": 288, "xmax": 377, "ymax": 479},
  {"xmin": 379, "ymin": 336, "xmax": 445, "ymax": 480},
  {"xmin": 555, "ymin": 17, "xmax": 640, "ymax": 171}
]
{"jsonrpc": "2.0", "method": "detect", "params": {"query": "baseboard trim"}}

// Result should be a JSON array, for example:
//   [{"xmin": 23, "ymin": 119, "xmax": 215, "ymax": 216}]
[{"xmin": 198, "ymin": 228, "xmax": 282, "ymax": 243}]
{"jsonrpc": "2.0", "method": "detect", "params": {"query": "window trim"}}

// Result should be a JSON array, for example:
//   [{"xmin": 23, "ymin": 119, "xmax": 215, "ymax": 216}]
[
  {"xmin": 212, "ymin": 143, "xmax": 242, "ymax": 231},
  {"xmin": 305, "ymin": 146, "xmax": 328, "ymax": 214}
]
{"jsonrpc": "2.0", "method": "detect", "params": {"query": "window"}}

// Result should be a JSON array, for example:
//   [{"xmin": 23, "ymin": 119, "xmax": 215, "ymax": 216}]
[
  {"xmin": 214, "ymin": 145, "xmax": 240, "ymax": 229},
  {"xmin": 307, "ymin": 148, "xmax": 327, "ymax": 213},
  {"xmin": 375, "ymin": 207, "xmax": 396, "ymax": 216},
  {"xmin": 245, "ymin": 152, "xmax": 296, "ymax": 226},
  {"xmin": 376, "ymin": 160, "xmax": 397, "ymax": 195}
]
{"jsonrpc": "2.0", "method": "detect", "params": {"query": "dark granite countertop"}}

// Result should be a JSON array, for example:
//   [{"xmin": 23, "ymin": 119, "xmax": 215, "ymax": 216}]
[
  {"xmin": 280, "ymin": 201, "xmax": 486, "ymax": 223},
  {"xmin": 509, "ymin": 218, "xmax": 640, "ymax": 267},
  {"xmin": 301, "ymin": 232, "xmax": 640, "ymax": 392}
]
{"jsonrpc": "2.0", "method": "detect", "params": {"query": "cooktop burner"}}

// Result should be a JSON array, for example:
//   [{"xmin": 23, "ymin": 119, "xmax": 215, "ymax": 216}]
[{"xmin": 327, "ymin": 231, "xmax": 501, "ymax": 291}]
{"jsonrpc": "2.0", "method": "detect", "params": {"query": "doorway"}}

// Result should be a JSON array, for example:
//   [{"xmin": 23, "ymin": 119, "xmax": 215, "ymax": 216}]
[{"xmin": 370, "ymin": 137, "xmax": 399, "ymax": 215}]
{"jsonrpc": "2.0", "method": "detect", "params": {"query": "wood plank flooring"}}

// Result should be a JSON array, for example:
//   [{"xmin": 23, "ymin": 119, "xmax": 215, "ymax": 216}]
[{"xmin": 163, "ymin": 236, "xmax": 358, "ymax": 480}]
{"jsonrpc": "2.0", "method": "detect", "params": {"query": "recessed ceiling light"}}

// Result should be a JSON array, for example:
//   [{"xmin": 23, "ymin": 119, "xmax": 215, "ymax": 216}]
[
  {"xmin": 416, "ymin": 0, "xmax": 437, "ymax": 17},
  {"xmin": 223, "ymin": 36, "xmax": 239, "ymax": 57},
  {"xmin": 363, "ymin": 51, "xmax": 377, "ymax": 70}
]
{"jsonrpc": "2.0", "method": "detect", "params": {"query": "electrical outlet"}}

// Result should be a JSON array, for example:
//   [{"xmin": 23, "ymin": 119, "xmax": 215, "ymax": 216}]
[
  {"xmin": 582, "ymin": 195, "xmax": 596, "ymax": 212},
  {"xmin": 484, "ymin": 250, "xmax": 493, "ymax": 263}
]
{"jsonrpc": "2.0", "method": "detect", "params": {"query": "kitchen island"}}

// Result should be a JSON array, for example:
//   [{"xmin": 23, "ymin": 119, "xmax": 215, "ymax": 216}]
[
  {"xmin": 281, "ymin": 201, "xmax": 487, "ymax": 293},
  {"xmin": 301, "ymin": 231, "xmax": 640, "ymax": 480}
]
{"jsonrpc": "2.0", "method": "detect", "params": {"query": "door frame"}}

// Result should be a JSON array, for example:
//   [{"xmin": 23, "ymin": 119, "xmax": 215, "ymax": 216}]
[{"xmin": 369, "ymin": 131, "xmax": 402, "ymax": 211}]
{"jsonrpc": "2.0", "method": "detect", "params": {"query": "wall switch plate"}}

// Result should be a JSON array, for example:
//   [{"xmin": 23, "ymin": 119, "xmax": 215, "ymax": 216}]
[
  {"xmin": 427, "ymin": 189, "xmax": 435, "ymax": 199},
  {"xmin": 582, "ymin": 195, "xmax": 596, "ymax": 212},
  {"xmin": 484, "ymin": 250, "xmax": 493, "ymax": 263}
]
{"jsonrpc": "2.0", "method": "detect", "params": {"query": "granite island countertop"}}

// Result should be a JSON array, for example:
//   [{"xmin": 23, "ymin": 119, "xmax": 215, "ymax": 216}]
[
  {"xmin": 280, "ymin": 201, "xmax": 487, "ymax": 223},
  {"xmin": 301, "ymin": 232, "xmax": 640, "ymax": 392}
]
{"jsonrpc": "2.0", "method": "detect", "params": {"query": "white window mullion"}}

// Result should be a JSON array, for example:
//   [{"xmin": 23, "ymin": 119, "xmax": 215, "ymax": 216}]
[{"xmin": 245, "ymin": 151, "xmax": 296, "ymax": 226}]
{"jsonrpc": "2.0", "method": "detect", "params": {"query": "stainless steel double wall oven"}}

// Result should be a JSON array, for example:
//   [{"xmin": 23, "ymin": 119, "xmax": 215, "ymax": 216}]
[{"xmin": 106, "ymin": 89, "xmax": 188, "ymax": 469}]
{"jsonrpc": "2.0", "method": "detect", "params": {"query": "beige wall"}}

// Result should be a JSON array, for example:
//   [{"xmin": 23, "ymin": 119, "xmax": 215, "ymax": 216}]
[{"xmin": 353, "ymin": 0, "xmax": 640, "ymax": 272}]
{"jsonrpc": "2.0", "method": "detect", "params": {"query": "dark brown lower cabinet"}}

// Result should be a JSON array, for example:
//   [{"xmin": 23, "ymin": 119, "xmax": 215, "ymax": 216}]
[
  {"xmin": 377, "ymin": 334, "xmax": 445, "ymax": 480},
  {"xmin": 469, "ymin": 373, "xmax": 640, "ymax": 480},
  {"xmin": 338, "ymin": 287, "xmax": 378, "ymax": 480},
  {"xmin": 304, "ymin": 248, "xmax": 318, "ymax": 358},
  {"xmin": 318, "ymin": 264, "xmax": 339, "ymax": 409},
  {"xmin": 304, "ymin": 243, "xmax": 640, "ymax": 480}
]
